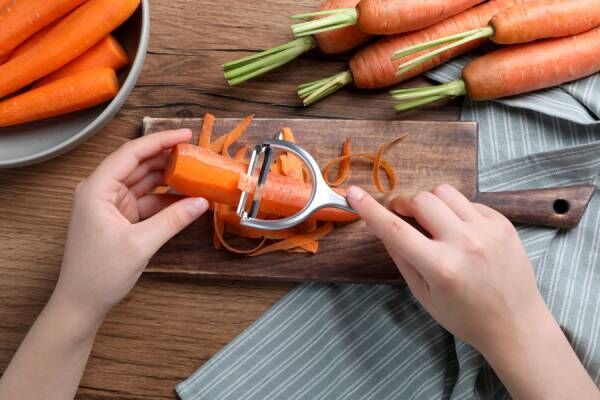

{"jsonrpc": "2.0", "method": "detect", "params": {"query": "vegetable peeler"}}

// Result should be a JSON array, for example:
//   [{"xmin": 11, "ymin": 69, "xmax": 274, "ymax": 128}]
[{"xmin": 236, "ymin": 133, "xmax": 356, "ymax": 231}]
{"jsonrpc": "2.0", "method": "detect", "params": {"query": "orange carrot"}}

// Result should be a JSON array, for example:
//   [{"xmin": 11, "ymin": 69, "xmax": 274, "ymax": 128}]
[
  {"xmin": 394, "ymin": 0, "xmax": 600, "ymax": 76},
  {"xmin": 297, "ymin": 0, "xmax": 516, "ymax": 105},
  {"xmin": 0, "ymin": 0, "xmax": 87, "ymax": 58},
  {"xmin": 213, "ymin": 208, "xmax": 267, "ymax": 254},
  {"xmin": 0, "ymin": 67, "xmax": 119, "ymax": 127},
  {"xmin": 223, "ymin": 0, "xmax": 371, "ymax": 86},
  {"xmin": 393, "ymin": 27, "xmax": 600, "ymax": 110},
  {"xmin": 0, "ymin": 0, "xmax": 140, "ymax": 99},
  {"xmin": 7, "ymin": 20, "xmax": 60, "ymax": 61},
  {"xmin": 249, "ymin": 223, "xmax": 334, "ymax": 256},
  {"xmin": 292, "ymin": 0, "xmax": 485, "ymax": 36},
  {"xmin": 198, "ymin": 113, "xmax": 215, "ymax": 148},
  {"xmin": 322, "ymin": 153, "xmax": 396, "ymax": 188},
  {"xmin": 280, "ymin": 127, "xmax": 303, "ymax": 181},
  {"xmin": 164, "ymin": 144, "xmax": 358, "ymax": 223},
  {"xmin": 33, "ymin": 35, "xmax": 129, "ymax": 87}
]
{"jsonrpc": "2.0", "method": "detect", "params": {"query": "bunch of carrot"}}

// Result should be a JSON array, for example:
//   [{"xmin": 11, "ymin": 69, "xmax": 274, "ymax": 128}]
[
  {"xmin": 0, "ymin": 0, "xmax": 140, "ymax": 128},
  {"xmin": 161, "ymin": 114, "xmax": 404, "ymax": 256},
  {"xmin": 225, "ymin": 0, "xmax": 600, "ymax": 109}
]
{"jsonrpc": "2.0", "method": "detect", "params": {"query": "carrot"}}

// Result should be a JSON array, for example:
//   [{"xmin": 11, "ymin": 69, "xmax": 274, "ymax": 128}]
[
  {"xmin": 0, "ymin": 0, "xmax": 140, "ymax": 99},
  {"xmin": 280, "ymin": 127, "xmax": 304, "ymax": 181},
  {"xmin": 373, "ymin": 135, "xmax": 407, "ymax": 192},
  {"xmin": 0, "ymin": 67, "xmax": 119, "ymax": 127},
  {"xmin": 33, "ymin": 35, "xmax": 129, "ymax": 87},
  {"xmin": 198, "ymin": 113, "xmax": 215, "ymax": 147},
  {"xmin": 297, "ymin": 0, "xmax": 516, "ymax": 105},
  {"xmin": 164, "ymin": 144, "xmax": 359, "ymax": 223},
  {"xmin": 222, "ymin": 115, "xmax": 254, "ymax": 157},
  {"xmin": 0, "ymin": 0, "xmax": 88, "ymax": 59},
  {"xmin": 223, "ymin": 0, "xmax": 371, "ymax": 86},
  {"xmin": 394, "ymin": 0, "xmax": 600, "ymax": 76},
  {"xmin": 291, "ymin": 0, "xmax": 485, "ymax": 36},
  {"xmin": 6, "ymin": 20, "xmax": 60, "ymax": 62},
  {"xmin": 392, "ymin": 27, "xmax": 600, "ymax": 111}
]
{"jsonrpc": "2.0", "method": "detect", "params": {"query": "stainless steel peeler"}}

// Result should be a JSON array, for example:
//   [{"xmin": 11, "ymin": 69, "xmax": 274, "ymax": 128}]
[{"xmin": 236, "ymin": 133, "xmax": 356, "ymax": 231}]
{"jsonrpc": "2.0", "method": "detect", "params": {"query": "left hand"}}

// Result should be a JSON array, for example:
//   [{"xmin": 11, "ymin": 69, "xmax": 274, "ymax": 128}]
[{"xmin": 53, "ymin": 130, "xmax": 209, "ymax": 324}]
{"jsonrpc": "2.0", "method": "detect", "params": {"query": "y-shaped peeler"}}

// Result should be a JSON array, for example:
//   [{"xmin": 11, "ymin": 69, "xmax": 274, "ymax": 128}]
[{"xmin": 236, "ymin": 133, "xmax": 356, "ymax": 231}]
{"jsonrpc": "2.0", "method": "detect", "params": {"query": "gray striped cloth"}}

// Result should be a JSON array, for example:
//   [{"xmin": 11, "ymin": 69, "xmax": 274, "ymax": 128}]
[{"xmin": 176, "ymin": 53, "xmax": 600, "ymax": 399}]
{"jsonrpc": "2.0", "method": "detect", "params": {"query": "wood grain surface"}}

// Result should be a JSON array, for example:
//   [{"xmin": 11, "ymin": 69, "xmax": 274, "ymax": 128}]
[
  {"xmin": 144, "ymin": 118, "xmax": 477, "ymax": 283},
  {"xmin": 0, "ymin": 0, "xmax": 461, "ymax": 399}
]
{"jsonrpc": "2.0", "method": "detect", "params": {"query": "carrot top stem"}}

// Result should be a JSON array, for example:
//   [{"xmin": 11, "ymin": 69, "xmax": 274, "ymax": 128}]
[
  {"xmin": 223, "ymin": 36, "xmax": 317, "ymax": 86},
  {"xmin": 291, "ymin": 8, "xmax": 357, "ymax": 37},
  {"xmin": 393, "ymin": 27, "xmax": 493, "ymax": 76},
  {"xmin": 391, "ymin": 80, "xmax": 466, "ymax": 112},
  {"xmin": 297, "ymin": 70, "xmax": 353, "ymax": 106}
]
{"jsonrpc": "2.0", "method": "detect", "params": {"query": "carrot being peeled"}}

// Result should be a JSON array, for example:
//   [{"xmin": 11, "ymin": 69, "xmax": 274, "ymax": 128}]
[
  {"xmin": 223, "ymin": 0, "xmax": 371, "ymax": 86},
  {"xmin": 297, "ymin": 0, "xmax": 516, "ymax": 105},
  {"xmin": 291, "ymin": 0, "xmax": 485, "ymax": 36},
  {"xmin": 0, "ymin": 67, "xmax": 119, "ymax": 128},
  {"xmin": 394, "ymin": 0, "xmax": 600, "ymax": 76},
  {"xmin": 164, "ymin": 144, "xmax": 358, "ymax": 223},
  {"xmin": 0, "ymin": 0, "xmax": 88, "ymax": 59},
  {"xmin": 33, "ymin": 35, "xmax": 129, "ymax": 87},
  {"xmin": 392, "ymin": 27, "xmax": 600, "ymax": 111},
  {"xmin": 0, "ymin": 0, "xmax": 140, "ymax": 99}
]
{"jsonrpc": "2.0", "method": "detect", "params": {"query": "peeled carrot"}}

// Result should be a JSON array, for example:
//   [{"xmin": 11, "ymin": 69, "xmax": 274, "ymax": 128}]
[
  {"xmin": 392, "ymin": 27, "xmax": 600, "ymax": 110},
  {"xmin": 0, "ymin": 0, "xmax": 88, "ymax": 59},
  {"xmin": 0, "ymin": 67, "xmax": 119, "ymax": 127},
  {"xmin": 223, "ymin": 0, "xmax": 371, "ymax": 86},
  {"xmin": 33, "ymin": 35, "xmax": 129, "ymax": 87},
  {"xmin": 297, "ymin": 0, "xmax": 516, "ymax": 105},
  {"xmin": 5, "ymin": 19, "xmax": 59, "ymax": 62},
  {"xmin": 0, "ymin": 0, "xmax": 140, "ymax": 99},
  {"xmin": 394, "ymin": 0, "xmax": 600, "ymax": 76},
  {"xmin": 292, "ymin": 0, "xmax": 485, "ymax": 36},
  {"xmin": 164, "ymin": 144, "xmax": 358, "ymax": 223}
]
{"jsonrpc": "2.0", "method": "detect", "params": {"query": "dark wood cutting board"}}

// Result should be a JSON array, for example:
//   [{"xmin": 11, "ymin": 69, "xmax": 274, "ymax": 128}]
[{"xmin": 142, "ymin": 118, "xmax": 595, "ymax": 283}]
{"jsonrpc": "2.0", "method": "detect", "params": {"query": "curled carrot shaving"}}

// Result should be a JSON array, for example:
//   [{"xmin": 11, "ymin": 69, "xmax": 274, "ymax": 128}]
[
  {"xmin": 326, "ymin": 137, "xmax": 352, "ymax": 187},
  {"xmin": 280, "ymin": 127, "xmax": 303, "ymax": 181},
  {"xmin": 153, "ymin": 186, "xmax": 170, "ymax": 194},
  {"xmin": 213, "ymin": 208, "xmax": 266, "ymax": 254},
  {"xmin": 198, "ymin": 113, "xmax": 215, "ymax": 148},
  {"xmin": 322, "ymin": 153, "xmax": 396, "ymax": 188},
  {"xmin": 286, "ymin": 241, "xmax": 319, "ymax": 254},
  {"xmin": 374, "ymin": 134, "xmax": 408, "ymax": 193},
  {"xmin": 249, "ymin": 223, "xmax": 333, "ymax": 257}
]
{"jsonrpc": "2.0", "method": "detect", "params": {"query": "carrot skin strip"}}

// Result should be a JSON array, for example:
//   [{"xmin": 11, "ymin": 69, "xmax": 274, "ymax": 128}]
[
  {"xmin": 222, "ymin": 114, "xmax": 253, "ymax": 157},
  {"xmin": 198, "ymin": 113, "xmax": 215, "ymax": 148},
  {"xmin": 249, "ymin": 223, "xmax": 333, "ymax": 256}
]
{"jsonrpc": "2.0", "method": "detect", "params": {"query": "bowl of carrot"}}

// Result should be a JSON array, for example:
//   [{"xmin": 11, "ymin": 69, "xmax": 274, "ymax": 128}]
[{"xmin": 0, "ymin": 0, "xmax": 150, "ymax": 168}]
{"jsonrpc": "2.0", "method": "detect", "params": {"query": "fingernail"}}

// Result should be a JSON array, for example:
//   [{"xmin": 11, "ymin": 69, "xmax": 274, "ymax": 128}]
[
  {"xmin": 186, "ymin": 198, "xmax": 209, "ymax": 216},
  {"xmin": 347, "ymin": 186, "xmax": 365, "ymax": 202}
]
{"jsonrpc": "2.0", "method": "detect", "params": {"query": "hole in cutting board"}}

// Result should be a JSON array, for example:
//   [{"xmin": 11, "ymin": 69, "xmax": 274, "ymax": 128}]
[{"xmin": 553, "ymin": 199, "xmax": 570, "ymax": 215}]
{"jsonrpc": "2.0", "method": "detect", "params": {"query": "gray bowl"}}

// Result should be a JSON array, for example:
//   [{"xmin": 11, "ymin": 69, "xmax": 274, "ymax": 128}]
[{"xmin": 0, "ymin": 0, "xmax": 150, "ymax": 168}]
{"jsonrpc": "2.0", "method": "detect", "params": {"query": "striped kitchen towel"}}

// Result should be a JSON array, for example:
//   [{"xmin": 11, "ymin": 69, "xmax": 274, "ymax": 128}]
[{"xmin": 177, "ymin": 56, "xmax": 600, "ymax": 399}]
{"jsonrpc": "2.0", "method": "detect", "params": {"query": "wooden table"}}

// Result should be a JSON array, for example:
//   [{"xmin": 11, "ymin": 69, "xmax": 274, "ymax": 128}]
[{"xmin": 0, "ymin": 1, "xmax": 460, "ymax": 398}]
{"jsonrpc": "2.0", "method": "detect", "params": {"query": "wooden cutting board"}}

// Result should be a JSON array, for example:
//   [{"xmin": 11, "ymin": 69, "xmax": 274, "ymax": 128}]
[{"xmin": 143, "ymin": 118, "xmax": 595, "ymax": 283}]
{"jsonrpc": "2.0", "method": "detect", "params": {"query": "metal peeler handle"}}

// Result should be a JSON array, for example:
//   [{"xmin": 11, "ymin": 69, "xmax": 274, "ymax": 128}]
[{"xmin": 237, "ymin": 136, "xmax": 356, "ymax": 231}]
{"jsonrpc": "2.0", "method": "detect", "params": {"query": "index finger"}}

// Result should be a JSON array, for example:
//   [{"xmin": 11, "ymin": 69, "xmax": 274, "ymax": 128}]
[
  {"xmin": 346, "ymin": 186, "xmax": 439, "ymax": 276},
  {"xmin": 94, "ymin": 129, "xmax": 192, "ymax": 182}
]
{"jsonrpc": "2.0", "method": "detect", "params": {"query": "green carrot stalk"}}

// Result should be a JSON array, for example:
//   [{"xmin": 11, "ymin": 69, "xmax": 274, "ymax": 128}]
[
  {"xmin": 291, "ymin": 8, "xmax": 358, "ymax": 38},
  {"xmin": 223, "ymin": 37, "xmax": 317, "ymax": 86},
  {"xmin": 391, "ymin": 80, "xmax": 466, "ymax": 112},
  {"xmin": 297, "ymin": 70, "xmax": 353, "ymax": 106}
]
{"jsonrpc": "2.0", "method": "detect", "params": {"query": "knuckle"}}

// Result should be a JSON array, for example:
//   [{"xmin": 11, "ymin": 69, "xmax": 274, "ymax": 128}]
[
  {"xmin": 165, "ymin": 208, "xmax": 187, "ymax": 231},
  {"xmin": 432, "ymin": 184, "xmax": 452, "ymax": 197},
  {"xmin": 383, "ymin": 217, "xmax": 406, "ymax": 238},
  {"xmin": 411, "ymin": 191, "xmax": 432, "ymax": 209},
  {"xmin": 464, "ymin": 236, "xmax": 486, "ymax": 258},
  {"xmin": 433, "ymin": 259, "xmax": 461, "ymax": 292}
]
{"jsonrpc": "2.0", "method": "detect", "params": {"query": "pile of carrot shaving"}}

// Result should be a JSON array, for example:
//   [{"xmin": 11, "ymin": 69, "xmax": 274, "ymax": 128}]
[{"xmin": 157, "ymin": 113, "xmax": 407, "ymax": 256}]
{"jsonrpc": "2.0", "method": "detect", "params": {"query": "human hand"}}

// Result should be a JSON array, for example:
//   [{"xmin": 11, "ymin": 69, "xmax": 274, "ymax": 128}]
[
  {"xmin": 346, "ymin": 184, "xmax": 548, "ymax": 355},
  {"xmin": 53, "ymin": 130, "xmax": 209, "ymax": 324}
]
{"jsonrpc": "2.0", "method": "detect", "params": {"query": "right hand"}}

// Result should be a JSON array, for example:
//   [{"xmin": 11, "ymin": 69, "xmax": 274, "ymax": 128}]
[{"xmin": 346, "ymin": 184, "xmax": 548, "ymax": 355}]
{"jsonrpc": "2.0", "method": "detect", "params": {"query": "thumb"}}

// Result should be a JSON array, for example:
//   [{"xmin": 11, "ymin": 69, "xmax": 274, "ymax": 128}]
[{"xmin": 135, "ymin": 197, "xmax": 209, "ymax": 253}]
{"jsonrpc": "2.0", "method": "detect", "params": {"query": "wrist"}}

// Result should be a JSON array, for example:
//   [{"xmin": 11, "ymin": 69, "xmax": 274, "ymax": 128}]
[{"xmin": 46, "ymin": 288, "xmax": 105, "ymax": 344}]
